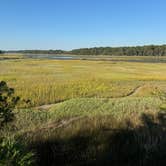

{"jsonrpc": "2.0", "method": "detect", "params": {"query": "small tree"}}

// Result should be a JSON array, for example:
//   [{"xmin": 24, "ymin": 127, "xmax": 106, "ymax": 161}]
[
  {"xmin": 0, "ymin": 81, "xmax": 35, "ymax": 165},
  {"xmin": 0, "ymin": 81, "xmax": 19, "ymax": 127}
]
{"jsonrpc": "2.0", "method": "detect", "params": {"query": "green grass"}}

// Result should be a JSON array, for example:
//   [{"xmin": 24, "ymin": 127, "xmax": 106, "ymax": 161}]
[
  {"xmin": 1, "ymin": 96, "xmax": 162, "ymax": 138},
  {"xmin": 5, "ymin": 96, "xmax": 163, "ymax": 166},
  {"xmin": 50, "ymin": 97, "xmax": 161, "ymax": 119}
]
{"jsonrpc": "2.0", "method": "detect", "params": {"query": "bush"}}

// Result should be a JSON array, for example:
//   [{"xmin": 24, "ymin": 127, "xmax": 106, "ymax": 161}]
[
  {"xmin": 0, "ymin": 81, "xmax": 35, "ymax": 165},
  {"xmin": 0, "ymin": 81, "xmax": 20, "ymax": 127},
  {"xmin": 0, "ymin": 138, "xmax": 34, "ymax": 166}
]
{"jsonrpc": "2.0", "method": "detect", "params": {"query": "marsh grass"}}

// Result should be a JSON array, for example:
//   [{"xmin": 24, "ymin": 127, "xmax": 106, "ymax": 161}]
[
  {"xmin": 0, "ymin": 54, "xmax": 24, "ymax": 60},
  {"xmin": 0, "ymin": 59, "xmax": 166, "ymax": 106},
  {"xmin": 1, "ymin": 96, "xmax": 162, "ymax": 139},
  {"xmin": 1, "ymin": 57, "xmax": 166, "ymax": 165},
  {"xmin": 24, "ymin": 112, "xmax": 166, "ymax": 166}
]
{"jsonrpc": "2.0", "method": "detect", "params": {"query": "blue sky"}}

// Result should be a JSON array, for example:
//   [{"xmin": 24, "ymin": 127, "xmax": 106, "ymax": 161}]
[{"xmin": 0, "ymin": 0, "xmax": 166, "ymax": 50}]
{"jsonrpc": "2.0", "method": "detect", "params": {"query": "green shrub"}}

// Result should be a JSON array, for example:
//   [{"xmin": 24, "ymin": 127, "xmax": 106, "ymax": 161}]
[
  {"xmin": 0, "ymin": 138, "xmax": 34, "ymax": 166},
  {"xmin": 0, "ymin": 81, "xmax": 20, "ymax": 127}
]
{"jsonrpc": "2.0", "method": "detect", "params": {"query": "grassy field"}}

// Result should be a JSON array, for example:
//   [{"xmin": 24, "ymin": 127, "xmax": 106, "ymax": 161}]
[
  {"xmin": 0, "ymin": 57, "xmax": 166, "ymax": 106},
  {"xmin": 0, "ymin": 53, "xmax": 24, "ymax": 60},
  {"xmin": 0, "ymin": 56, "xmax": 166, "ymax": 165}
]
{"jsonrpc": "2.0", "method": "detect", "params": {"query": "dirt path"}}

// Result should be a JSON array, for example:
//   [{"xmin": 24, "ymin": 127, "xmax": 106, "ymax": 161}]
[
  {"xmin": 35, "ymin": 103, "xmax": 56, "ymax": 110},
  {"xmin": 125, "ymin": 85, "xmax": 144, "ymax": 97},
  {"xmin": 27, "ymin": 85, "xmax": 146, "ymax": 133},
  {"xmin": 39, "ymin": 116, "xmax": 83, "ymax": 131},
  {"xmin": 25, "ymin": 116, "xmax": 84, "ymax": 135}
]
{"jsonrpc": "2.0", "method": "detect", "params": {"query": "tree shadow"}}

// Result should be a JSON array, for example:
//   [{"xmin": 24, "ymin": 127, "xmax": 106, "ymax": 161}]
[
  {"xmin": 109, "ymin": 112, "xmax": 166, "ymax": 166},
  {"xmin": 28, "ymin": 111, "xmax": 166, "ymax": 166}
]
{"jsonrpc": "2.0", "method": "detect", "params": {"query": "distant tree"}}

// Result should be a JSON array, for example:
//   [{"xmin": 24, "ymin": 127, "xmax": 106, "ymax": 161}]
[
  {"xmin": 69, "ymin": 45, "xmax": 166, "ymax": 56},
  {"xmin": 0, "ymin": 50, "xmax": 4, "ymax": 54},
  {"xmin": 0, "ymin": 81, "xmax": 19, "ymax": 127},
  {"xmin": 8, "ymin": 44, "xmax": 166, "ymax": 56}
]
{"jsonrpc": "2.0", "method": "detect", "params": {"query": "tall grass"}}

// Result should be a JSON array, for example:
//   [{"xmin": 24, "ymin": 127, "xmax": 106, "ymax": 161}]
[
  {"xmin": 1, "ymin": 58, "xmax": 166, "ymax": 165},
  {"xmin": 0, "ymin": 59, "xmax": 166, "ymax": 106},
  {"xmin": 1, "ymin": 96, "xmax": 162, "ymax": 138},
  {"xmin": 24, "ymin": 112, "xmax": 166, "ymax": 166},
  {"xmin": 0, "ymin": 137, "xmax": 34, "ymax": 166}
]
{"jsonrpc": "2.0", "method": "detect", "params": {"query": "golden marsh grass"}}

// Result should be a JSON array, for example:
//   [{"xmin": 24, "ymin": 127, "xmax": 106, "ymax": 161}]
[{"xmin": 0, "ymin": 58, "xmax": 166, "ymax": 106}]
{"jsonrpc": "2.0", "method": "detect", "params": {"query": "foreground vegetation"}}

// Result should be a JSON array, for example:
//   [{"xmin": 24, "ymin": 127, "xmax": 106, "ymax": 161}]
[
  {"xmin": 0, "ymin": 81, "xmax": 34, "ymax": 165},
  {"xmin": 0, "ymin": 56, "xmax": 166, "ymax": 165},
  {"xmin": 1, "ymin": 96, "xmax": 166, "ymax": 165}
]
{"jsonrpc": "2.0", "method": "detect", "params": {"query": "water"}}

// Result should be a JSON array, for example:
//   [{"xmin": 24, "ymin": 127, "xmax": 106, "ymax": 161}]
[
  {"xmin": 23, "ymin": 54, "xmax": 166, "ymax": 63},
  {"xmin": 24, "ymin": 54, "xmax": 78, "ymax": 60}
]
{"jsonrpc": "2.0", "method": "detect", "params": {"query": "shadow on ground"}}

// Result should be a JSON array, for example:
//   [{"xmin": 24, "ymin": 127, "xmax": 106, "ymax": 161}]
[{"xmin": 28, "ymin": 111, "xmax": 166, "ymax": 166}]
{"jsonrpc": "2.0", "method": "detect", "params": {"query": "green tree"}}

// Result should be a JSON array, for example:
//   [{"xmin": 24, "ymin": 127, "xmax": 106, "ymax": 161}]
[
  {"xmin": 0, "ymin": 81, "xmax": 35, "ymax": 166},
  {"xmin": 0, "ymin": 81, "xmax": 19, "ymax": 127}
]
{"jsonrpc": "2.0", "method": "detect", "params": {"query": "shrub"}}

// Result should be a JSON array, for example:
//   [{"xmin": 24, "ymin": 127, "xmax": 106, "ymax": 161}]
[
  {"xmin": 0, "ymin": 82, "xmax": 35, "ymax": 166},
  {"xmin": 0, "ymin": 137, "xmax": 34, "ymax": 166},
  {"xmin": 0, "ymin": 81, "xmax": 20, "ymax": 127}
]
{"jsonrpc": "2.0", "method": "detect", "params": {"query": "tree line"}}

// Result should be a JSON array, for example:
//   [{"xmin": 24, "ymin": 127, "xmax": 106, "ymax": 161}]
[
  {"xmin": 69, "ymin": 45, "xmax": 166, "ymax": 56},
  {"xmin": 7, "ymin": 49, "xmax": 66, "ymax": 55},
  {"xmin": 4, "ymin": 44, "xmax": 166, "ymax": 56},
  {"xmin": 0, "ymin": 50, "xmax": 4, "ymax": 54}
]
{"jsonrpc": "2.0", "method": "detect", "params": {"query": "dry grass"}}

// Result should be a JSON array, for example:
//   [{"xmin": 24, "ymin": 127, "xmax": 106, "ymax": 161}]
[{"xmin": 0, "ymin": 59, "xmax": 166, "ymax": 106}]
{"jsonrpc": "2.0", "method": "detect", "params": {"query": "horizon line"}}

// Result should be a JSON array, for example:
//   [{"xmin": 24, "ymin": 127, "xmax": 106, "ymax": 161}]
[{"xmin": 3, "ymin": 43, "xmax": 166, "ymax": 52}]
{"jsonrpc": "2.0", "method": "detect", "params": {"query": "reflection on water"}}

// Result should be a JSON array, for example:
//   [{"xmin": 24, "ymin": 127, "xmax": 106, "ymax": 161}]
[
  {"xmin": 24, "ymin": 54, "xmax": 166, "ymax": 63},
  {"xmin": 25, "ymin": 54, "xmax": 77, "ymax": 60}
]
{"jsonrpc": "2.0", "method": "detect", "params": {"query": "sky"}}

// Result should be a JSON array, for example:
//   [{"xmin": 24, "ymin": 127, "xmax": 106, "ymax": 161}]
[{"xmin": 0, "ymin": 0, "xmax": 166, "ymax": 50}]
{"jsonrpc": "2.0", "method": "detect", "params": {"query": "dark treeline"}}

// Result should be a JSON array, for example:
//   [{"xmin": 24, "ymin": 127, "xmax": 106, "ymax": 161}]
[
  {"xmin": 70, "ymin": 45, "xmax": 166, "ymax": 56},
  {"xmin": 7, "ymin": 49, "xmax": 66, "ymax": 54},
  {"xmin": 0, "ymin": 50, "xmax": 4, "ymax": 54},
  {"xmin": 5, "ymin": 44, "xmax": 166, "ymax": 56}
]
